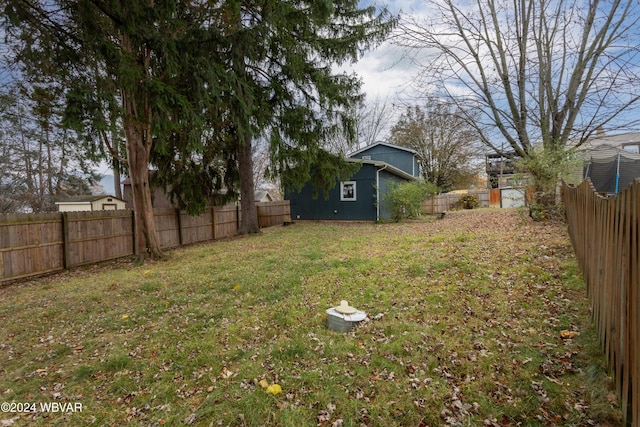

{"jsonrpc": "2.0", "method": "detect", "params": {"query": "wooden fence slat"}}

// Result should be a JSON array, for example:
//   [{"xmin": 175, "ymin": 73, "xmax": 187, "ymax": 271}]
[
  {"xmin": 563, "ymin": 179, "xmax": 638, "ymax": 426},
  {"xmin": 1, "ymin": 201, "xmax": 290, "ymax": 284}
]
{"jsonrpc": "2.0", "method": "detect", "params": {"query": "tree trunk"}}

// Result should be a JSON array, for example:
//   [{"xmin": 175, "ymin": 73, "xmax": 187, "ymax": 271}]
[
  {"xmin": 113, "ymin": 169, "xmax": 122, "ymax": 199},
  {"xmin": 238, "ymin": 135, "xmax": 260, "ymax": 235},
  {"xmin": 120, "ymin": 30, "xmax": 162, "ymax": 260},
  {"xmin": 124, "ymin": 122, "xmax": 163, "ymax": 259},
  {"xmin": 122, "ymin": 87, "xmax": 163, "ymax": 259},
  {"xmin": 111, "ymin": 127, "xmax": 123, "ymax": 199}
]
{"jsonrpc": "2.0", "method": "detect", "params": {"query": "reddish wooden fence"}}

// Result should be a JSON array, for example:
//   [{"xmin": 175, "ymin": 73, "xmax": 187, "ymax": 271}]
[
  {"xmin": 562, "ymin": 179, "xmax": 639, "ymax": 425},
  {"xmin": 0, "ymin": 201, "xmax": 290, "ymax": 284}
]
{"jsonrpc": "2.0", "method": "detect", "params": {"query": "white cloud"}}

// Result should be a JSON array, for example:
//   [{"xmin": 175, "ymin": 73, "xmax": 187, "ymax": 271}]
[
  {"xmin": 343, "ymin": 1, "xmax": 438, "ymax": 105},
  {"xmin": 338, "ymin": 41, "xmax": 415, "ymax": 103}
]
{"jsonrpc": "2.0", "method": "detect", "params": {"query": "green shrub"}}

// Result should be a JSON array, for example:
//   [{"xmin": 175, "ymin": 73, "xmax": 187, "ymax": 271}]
[
  {"xmin": 457, "ymin": 193, "xmax": 480, "ymax": 209},
  {"xmin": 384, "ymin": 181, "xmax": 439, "ymax": 222}
]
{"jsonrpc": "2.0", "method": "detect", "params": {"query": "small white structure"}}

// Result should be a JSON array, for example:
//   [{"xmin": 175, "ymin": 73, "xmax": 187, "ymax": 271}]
[
  {"xmin": 500, "ymin": 187, "xmax": 526, "ymax": 208},
  {"xmin": 326, "ymin": 300, "xmax": 367, "ymax": 332},
  {"xmin": 55, "ymin": 195, "xmax": 127, "ymax": 212},
  {"xmin": 255, "ymin": 190, "xmax": 275, "ymax": 202}
]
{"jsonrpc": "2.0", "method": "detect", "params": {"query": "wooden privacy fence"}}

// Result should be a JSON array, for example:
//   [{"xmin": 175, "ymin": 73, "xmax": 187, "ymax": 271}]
[
  {"xmin": 0, "ymin": 201, "xmax": 290, "ymax": 284},
  {"xmin": 562, "ymin": 179, "xmax": 639, "ymax": 426},
  {"xmin": 423, "ymin": 190, "xmax": 490, "ymax": 214}
]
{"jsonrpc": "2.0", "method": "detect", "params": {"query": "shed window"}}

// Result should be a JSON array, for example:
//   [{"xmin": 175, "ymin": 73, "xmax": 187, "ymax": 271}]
[
  {"xmin": 623, "ymin": 144, "xmax": 639, "ymax": 154},
  {"xmin": 340, "ymin": 181, "xmax": 356, "ymax": 201}
]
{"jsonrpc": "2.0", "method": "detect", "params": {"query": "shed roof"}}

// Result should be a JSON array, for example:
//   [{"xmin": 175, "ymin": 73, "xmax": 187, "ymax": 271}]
[
  {"xmin": 255, "ymin": 190, "xmax": 274, "ymax": 201},
  {"xmin": 348, "ymin": 141, "xmax": 418, "ymax": 158},
  {"xmin": 347, "ymin": 158, "xmax": 417, "ymax": 181}
]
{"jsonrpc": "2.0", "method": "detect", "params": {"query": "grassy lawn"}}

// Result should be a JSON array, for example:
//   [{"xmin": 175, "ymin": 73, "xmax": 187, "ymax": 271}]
[{"xmin": 0, "ymin": 209, "xmax": 621, "ymax": 426}]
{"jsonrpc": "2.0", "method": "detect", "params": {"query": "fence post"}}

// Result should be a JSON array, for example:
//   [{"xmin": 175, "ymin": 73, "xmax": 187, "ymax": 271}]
[
  {"xmin": 176, "ymin": 208, "xmax": 183, "ymax": 246},
  {"xmin": 131, "ymin": 210, "xmax": 138, "ymax": 256},
  {"xmin": 211, "ymin": 206, "xmax": 217, "ymax": 240},
  {"xmin": 61, "ymin": 212, "xmax": 70, "ymax": 269}
]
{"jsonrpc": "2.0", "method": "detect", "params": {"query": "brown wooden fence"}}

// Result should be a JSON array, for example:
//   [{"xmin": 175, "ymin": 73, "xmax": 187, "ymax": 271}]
[
  {"xmin": 562, "ymin": 179, "xmax": 639, "ymax": 426},
  {"xmin": 423, "ymin": 190, "xmax": 490, "ymax": 214},
  {"xmin": 0, "ymin": 201, "xmax": 290, "ymax": 284}
]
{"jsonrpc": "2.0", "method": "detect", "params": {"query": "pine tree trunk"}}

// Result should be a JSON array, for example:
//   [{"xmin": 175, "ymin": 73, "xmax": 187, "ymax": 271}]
[
  {"xmin": 238, "ymin": 135, "xmax": 260, "ymax": 235},
  {"xmin": 120, "ymin": 31, "xmax": 162, "ymax": 260},
  {"xmin": 124, "ymin": 121, "xmax": 163, "ymax": 259},
  {"xmin": 122, "ymin": 86, "xmax": 163, "ymax": 259}
]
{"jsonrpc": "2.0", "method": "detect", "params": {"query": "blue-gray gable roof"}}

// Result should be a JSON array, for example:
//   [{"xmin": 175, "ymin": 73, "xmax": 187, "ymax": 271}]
[
  {"xmin": 348, "ymin": 141, "xmax": 417, "ymax": 157},
  {"xmin": 346, "ymin": 158, "xmax": 417, "ymax": 181}
]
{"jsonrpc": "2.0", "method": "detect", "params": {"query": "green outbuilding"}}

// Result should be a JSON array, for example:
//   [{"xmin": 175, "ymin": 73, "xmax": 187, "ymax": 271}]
[{"xmin": 285, "ymin": 142, "xmax": 420, "ymax": 221}]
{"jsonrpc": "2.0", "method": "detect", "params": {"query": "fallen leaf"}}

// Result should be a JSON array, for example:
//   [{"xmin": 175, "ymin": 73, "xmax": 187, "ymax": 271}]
[
  {"xmin": 220, "ymin": 367, "xmax": 234, "ymax": 379},
  {"xmin": 560, "ymin": 330, "xmax": 579, "ymax": 339},
  {"xmin": 258, "ymin": 379, "xmax": 269, "ymax": 388},
  {"xmin": 266, "ymin": 384, "xmax": 282, "ymax": 395}
]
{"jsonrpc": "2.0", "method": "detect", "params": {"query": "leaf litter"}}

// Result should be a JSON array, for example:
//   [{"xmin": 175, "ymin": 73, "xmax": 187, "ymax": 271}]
[{"xmin": 0, "ymin": 209, "xmax": 622, "ymax": 426}]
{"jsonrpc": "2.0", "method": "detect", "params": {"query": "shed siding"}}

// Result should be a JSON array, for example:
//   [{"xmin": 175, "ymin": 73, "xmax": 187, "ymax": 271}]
[
  {"xmin": 377, "ymin": 170, "xmax": 406, "ymax": 220},
  {"xmin": 350, "ymin": 145, "xmax": 419, "ymax": 177},
  {"xmin": 287, "ymin": 165, "xmax": 378, "ymax": 221},
  {"xmin": 58, "ymin": 203, "xmax": 93, "ymax": 212}
]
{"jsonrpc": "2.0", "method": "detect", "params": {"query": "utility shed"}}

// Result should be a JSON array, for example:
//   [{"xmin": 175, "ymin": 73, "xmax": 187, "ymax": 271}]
[
  {"xmin": 55, "ymin": 195, "xmax": 127, "ymax": 212},
  {"xmin": 285, "ymin": 142, "xmax": 421, "ymax": 221}
]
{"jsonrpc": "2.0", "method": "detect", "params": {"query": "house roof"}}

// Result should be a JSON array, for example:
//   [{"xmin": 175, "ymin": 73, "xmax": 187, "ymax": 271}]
[
  {"xmin": 583, "ymin": 143, "xmax": 640, "ymax": 161},
  {"xmin": 255, "ymin": 190, "xmax": 273, "ymax": 201},
  {"xmin": 347, "ymin": 158, "xmax": 417, "ymax": 181},
  {"xmin": 55, "ymin": 195, "xmax": 125, "ymax": 204},
  {"xmin": 348, "ymin": 141, "xmax": 418, "ymax": 158},
  {"xmin": 579, "ymin": 131, "xmax": 640, "ymax": 151}
]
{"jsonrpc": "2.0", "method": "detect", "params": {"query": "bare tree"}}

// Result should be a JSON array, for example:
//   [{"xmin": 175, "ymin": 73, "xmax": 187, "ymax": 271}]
[
  {"xmin": 324, "ymin": 95, "xmax": 397, "ymax": 155},
  {"xmin": 356, "ymin": 95, "xmax": 397, "ymax": 148},
  {"xmin": 390, "ymin": 99, "xmax": 482, "ymax": 191},
  {"xmin": 396, "ymin": 0, "xmax": 640, "ymax": 206},
  {"xmin": 252, "ymin": 136, "xmax": 280, "ymax": 195},
  {"xmin": 0, "ymin": 85, "xmax": 97, "ymax": 213}
]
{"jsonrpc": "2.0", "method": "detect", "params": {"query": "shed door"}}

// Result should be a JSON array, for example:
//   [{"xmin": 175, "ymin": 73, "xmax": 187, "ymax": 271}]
[{"xmin": 500, "ymin": 188, "xmax": 525, "ymax": 208}]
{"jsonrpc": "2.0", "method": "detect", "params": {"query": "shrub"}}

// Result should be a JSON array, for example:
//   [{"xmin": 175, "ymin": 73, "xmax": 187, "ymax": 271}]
[
  {"xmin": 384, "ymin": 181, "xmax": 439, "ymax": 222},
  {"xmin": 457, "ymin": 193, "xmax": 480, "ymax": 209}
]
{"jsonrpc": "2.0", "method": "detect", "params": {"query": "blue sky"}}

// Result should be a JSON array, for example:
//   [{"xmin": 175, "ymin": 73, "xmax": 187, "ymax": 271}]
[{"xmin": 348, "ymin": 0, "xmax": 640, "ymax": 136}]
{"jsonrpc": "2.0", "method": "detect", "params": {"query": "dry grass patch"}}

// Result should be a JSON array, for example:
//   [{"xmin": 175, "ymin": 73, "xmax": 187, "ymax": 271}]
[{"xmin": 0, "ymin": 209, "xmax": 621, "ymax": 426}]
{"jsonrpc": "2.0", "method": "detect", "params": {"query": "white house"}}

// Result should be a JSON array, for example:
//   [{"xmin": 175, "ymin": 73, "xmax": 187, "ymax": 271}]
[{"xmin": 55, "ymin": 195, "xmax": 127, "ymax": 212}]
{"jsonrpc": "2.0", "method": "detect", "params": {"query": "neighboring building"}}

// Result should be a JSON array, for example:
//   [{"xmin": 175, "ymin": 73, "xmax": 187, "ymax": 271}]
[
  {"xmin": 485, "ymin": 151, "xmax": 522, "ymax": 189},
  {"xmin": 254, "ymin": 190, "xmax": 275, "ymax": 203},
  {"xmin": 285, "ymin": 142, "xmax": 420, "ymax": 221},
  {"xmin": 579, "ymin": 130, "xmax": 640, "ymax": 153},
  {"xmin": 122, "ymin": 175, "xmax": 174, "ymax": 210},
  {"xmin": 55, "ymin": 195, "xmax": 127, "ymax": 212},
  {"xmin": 123, "ymin": 173, "xmax": 279, "ymax": 209},
  {"xmin": 579, "ymin": 131, "xmax": 640, "ymax": 194},
  {"xmin": 485, "ymin": 151, "xmax": 526, "ymax": 208}
]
